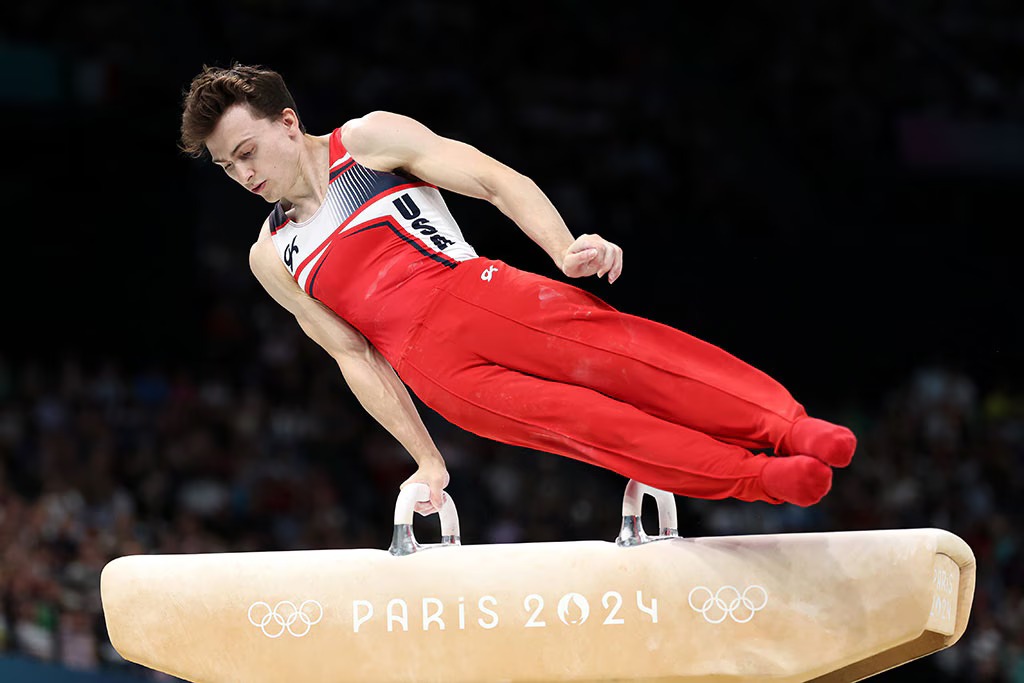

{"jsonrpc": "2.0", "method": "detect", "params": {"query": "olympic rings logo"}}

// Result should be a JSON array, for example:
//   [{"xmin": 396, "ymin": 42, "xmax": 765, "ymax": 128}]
[
  {"xmin": 688, "ymin": 585, "xmax": 768, "ymax": 624},
  {"xmin": 248, "ymin": 600, "xmax": 324, "ymax": 638}
]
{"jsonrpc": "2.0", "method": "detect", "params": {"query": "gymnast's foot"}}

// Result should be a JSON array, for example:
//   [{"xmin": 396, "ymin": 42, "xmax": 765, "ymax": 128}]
[
  {"xmin": 778, "ymin": 416, "xmax": 857, "ymax": 468},
  {"xmin": 761, "ymin": 456, "xmax": 833, "ymax": 507}
]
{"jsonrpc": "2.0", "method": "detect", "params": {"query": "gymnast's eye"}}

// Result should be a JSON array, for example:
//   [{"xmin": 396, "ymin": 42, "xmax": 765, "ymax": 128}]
[{"xmin": 242, "ymin": 148, "xmax": 254, "ymax": 158}]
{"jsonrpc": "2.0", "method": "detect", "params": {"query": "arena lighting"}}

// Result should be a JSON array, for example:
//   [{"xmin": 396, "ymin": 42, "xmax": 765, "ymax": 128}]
[{"xmin": 100, "ymin": 482, "xmax": 975, "ymax": 682}]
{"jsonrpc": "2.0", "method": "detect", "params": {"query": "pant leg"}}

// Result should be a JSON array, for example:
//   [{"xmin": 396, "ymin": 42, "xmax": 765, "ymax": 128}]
[
  {"xmin": 397, "ymin": 349, "xmax": 780, "ymax": 503},
  {"xmin": 425, "ymin": 260, "xmax": 807, "ymax": 451}
]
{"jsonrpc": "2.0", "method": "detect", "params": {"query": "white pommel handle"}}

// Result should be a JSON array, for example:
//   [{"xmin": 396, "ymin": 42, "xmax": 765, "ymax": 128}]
[
  {"xmin": 617, "ymin": 479, "xmax": 680, "ymax": 547},
  {"xmin": 622, "ymin": 480, "xmax": 678, "ymax": 529},
  {"xmin": 389, "ymin": 483, "xmax": 461, "ymax": 556}
]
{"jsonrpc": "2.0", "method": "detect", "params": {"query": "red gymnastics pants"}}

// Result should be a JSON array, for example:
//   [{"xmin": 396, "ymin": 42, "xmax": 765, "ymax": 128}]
[{"xmin": 396, "ymin": 259, "xmax": 855, "ymax": 505}]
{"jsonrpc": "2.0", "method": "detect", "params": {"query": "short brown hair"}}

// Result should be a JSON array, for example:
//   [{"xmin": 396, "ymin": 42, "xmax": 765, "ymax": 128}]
[{"xmin": 179, "ymin": 63, "xmax": 306, "ymax": 158}]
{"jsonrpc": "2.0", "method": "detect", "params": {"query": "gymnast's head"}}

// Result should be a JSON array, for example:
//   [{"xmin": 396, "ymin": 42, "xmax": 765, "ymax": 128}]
[{"xmin": 180, "ymin": 63, "xmax": 307, "ymax": 202}]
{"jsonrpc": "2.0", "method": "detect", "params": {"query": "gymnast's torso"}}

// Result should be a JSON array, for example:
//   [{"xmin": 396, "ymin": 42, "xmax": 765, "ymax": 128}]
[{"xmin": 268, "ymin": 127, "xmax": 479, "ymax": 365}]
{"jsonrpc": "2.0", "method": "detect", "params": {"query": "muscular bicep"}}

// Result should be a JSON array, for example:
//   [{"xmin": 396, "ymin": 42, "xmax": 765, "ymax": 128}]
[
  {"xmin": 342, "ymin": 111, "xmax": 522, "ymax": 203},
  {"xmin": 249, "ymin": 225, "xmax": 368, "ymax": 358}
]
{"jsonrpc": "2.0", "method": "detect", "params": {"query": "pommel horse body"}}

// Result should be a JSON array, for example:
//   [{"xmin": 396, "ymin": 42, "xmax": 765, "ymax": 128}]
[{"xmin": 100, "ymin": 482, "xmax": 975, "ymax": 682}]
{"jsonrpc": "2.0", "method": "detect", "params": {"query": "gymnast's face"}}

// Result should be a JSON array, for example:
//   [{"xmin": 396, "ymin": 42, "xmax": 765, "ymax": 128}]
[{"xmin": 206, "ymin": 104, "xmax": 302, "ymax": 203}]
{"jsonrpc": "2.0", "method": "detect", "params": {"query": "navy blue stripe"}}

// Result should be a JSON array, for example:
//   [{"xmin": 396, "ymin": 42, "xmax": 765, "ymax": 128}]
[
  {"xmin": 339, "ymin": 218, "xmax": 458, "ymax": 268},
  {"xmin": 363, "ymin": 170, "xmax": 417, "ymax": 196},
  {"xmin": 307, "ymin": 249, "xmax": 331, "ymax": 297},
  {"xmin": 386, "ymin": 224, "xmax": 458, "ymax": 269},
  {"xmin": 268, "ymin": 204, "xmax": 289, "ymax": 233},
  {"xmin": 341, "ymin": 220, "xmax": 391, "ymax": 239},
  {"xmin": 326, "ymin": 165, "xmax": 416, "ymax": 228},
  {"xmin": 309, "ymin": 218, "xmax": 458, "ymax": 298},
  {"xmin": 329, "ymin": 159, "xmax": 356, "ymax": 181}
]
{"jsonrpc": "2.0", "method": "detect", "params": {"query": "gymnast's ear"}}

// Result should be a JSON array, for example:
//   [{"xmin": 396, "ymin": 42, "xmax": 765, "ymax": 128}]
[{"xmin": 277, "ymin": 107, "xmax": 303, "ymax": 137}]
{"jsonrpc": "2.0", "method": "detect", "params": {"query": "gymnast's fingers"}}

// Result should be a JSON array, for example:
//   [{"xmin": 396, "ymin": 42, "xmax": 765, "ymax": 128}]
[
  {"xmin": 563, "ymin": 248, "xmax": 599, "ymax": 276},
  {"xmin": 414, "ymin": 500, "xmax": 437, "ymax": 516},
  {"xmin": 596, "ymin": 242, "xmax": 617, "ymax": 278},
  {"xmin": 608, "ymin": 244, "xmax": 623, "ymax": 283}
]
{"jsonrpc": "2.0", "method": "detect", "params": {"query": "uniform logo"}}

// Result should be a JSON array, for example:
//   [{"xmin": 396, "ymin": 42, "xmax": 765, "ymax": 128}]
[
  {"xmin": 688, "ymin": 586, "xmax": 768, "ymax": 624},
  {"xmin": 248, "ymin": 600, "xmax": 324, "ymax": 638},
  {"xmin": 481, "ymin": 265, "xmax": 499, "ymax": 282},
  {"xmin": 282, "ymin": 236, "xmax": 300, "ymax": 272}
]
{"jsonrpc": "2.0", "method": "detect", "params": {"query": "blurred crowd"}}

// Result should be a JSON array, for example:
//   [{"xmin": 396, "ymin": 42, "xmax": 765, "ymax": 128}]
[
  {"xmin": 1, "ymin": 340, "xmax": 1023, "ymax": 681},
  {"xmin": 3, "ymin": 0, "xmax": 1023, "ymax": 682}
]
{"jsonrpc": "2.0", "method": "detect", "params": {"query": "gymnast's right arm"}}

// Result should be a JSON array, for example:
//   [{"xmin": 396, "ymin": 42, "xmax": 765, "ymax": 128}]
[{"xmin": 248, "ymin": 222, "xmax": 450, "ymax": 513}]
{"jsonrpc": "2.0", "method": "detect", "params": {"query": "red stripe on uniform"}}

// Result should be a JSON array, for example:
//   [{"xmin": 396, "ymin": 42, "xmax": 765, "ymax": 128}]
[
  {"xmin": 305, "ymin": 238, "xmax": 340, "ymax": 296},
  {"xmin": 292, "ymin": 236, "xmax": 333, "ymax": 283},
  {"xmin": 269, "ymin": 218, "xmax": 290, "ymax": 236},
  {"xmin": 334, "ymin": 182, "xmax": 431, "ymax": 233},
  {"xmin": 293, "ymin": 181, "xmax": 463, "ymax": 289}
]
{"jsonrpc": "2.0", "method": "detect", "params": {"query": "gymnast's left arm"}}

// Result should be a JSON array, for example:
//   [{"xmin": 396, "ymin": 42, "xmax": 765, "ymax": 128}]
[
  {"xmin": 249, "ymin": 230, "xmax": 449, "ymax": 515},
  {"xmin": 342, "ymin": 111, "xmax": 623, "ymax": 283}
]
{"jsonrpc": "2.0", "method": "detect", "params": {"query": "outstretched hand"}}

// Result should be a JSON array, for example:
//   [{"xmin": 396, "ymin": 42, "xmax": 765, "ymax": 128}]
[
  {"xmin": 400, "ymin": 461, "xmax": 450, "ymax": 516},
  {"xmin": 561, "ymin": 234, "xmax": 623, "ymax": 283}
]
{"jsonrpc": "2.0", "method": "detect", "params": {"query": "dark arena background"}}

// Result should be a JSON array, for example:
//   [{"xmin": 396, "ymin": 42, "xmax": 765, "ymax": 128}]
[{"xmin": 2, "ymin": 1, "xmax": 1022, "ymax": 681}]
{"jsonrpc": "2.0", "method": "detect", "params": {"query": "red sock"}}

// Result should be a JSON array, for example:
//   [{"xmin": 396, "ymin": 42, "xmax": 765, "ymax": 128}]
[
  {"xmin": 761, "ymin": 456, "xmax": 833, "ymax": 507},
  {"xmin": 778, "ymin": 417, "xmax": 857, "ymax": 468}
]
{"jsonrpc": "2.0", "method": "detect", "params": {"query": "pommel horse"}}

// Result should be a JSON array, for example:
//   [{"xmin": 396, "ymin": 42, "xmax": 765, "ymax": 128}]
[{"xmin": 100, "ymin": 480, "xmax": 975, "ymax": 682}]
